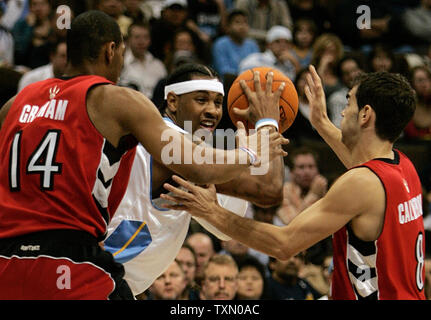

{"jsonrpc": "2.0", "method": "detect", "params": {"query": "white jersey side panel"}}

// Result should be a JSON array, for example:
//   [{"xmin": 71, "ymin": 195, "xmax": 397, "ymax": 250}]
[{"xmin": 104, "ymin": 119, "xmax": 248, "ymax": 295}]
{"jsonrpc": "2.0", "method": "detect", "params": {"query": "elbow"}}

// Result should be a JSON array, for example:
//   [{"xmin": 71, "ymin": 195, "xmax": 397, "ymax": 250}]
[
  {"xmin": 272, "ymin": 245, "xmax": 294, "ymax": 262},
  {"xmin": 252, "ymin": 184, "xmax": 284, "ymax": 208}
]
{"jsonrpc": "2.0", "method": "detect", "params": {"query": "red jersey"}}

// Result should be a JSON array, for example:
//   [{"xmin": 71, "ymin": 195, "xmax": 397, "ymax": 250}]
[
  {"xmin": 331, "ymin": 150, "xmax": 425, "ymax": 300},
  {"xmin": 0, "ymin": 75, "xmax": 137, "ymax": 240}
]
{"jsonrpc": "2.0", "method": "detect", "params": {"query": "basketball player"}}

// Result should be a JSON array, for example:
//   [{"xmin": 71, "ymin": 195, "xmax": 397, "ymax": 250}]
[
  {"xmin": 161, "ymin": 66, "xmax": 426, "ymax": 300},
  {"xmin": 104, "ymin": 63, "xmax": 285, "ymax": 296},
  {"xmin": 0, "ymin": 11, "xmax": 287, "ymax": 299}
]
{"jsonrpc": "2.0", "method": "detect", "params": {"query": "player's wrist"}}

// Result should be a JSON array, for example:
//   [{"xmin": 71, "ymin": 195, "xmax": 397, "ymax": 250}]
[
  {"xmin": 239, "ymin": 146, "xmax": 259, "ymax": 166},
  {"xmin": 255, "ymin": 118, "xmax": 279, "ymax": 132}
]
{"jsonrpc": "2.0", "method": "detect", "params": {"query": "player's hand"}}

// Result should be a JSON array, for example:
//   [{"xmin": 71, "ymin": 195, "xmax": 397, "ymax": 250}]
[
  {"xmin": 236, "ymin": 121, "xmax": 289, "ymax": 167},
  {"xmin": 304, "ymin": 65, "xmax": 331, "ymax": 129},
  {"xmin": 160, "ymin": 175, "xmax": 218, "ymax": 218},
  {"xmin": 233, "ymin": 70, "xmax": 285, "ymax": 124},
  {"xmin": 309, "ymin": 174, "xmax": 328, "ymax": 198}
]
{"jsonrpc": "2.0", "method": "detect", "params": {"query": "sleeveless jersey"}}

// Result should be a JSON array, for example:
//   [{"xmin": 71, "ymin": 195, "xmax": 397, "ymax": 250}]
[
  {"xmin": 104, "ymin": 118, "xmax": 248, "ymax": 295},
  {"xmin": 0, "ymin": 75, "xmax": 137, "ymax": 240},
  {"xmin": 331, "ymin": 150, "xmax": 425, "ymax": 300}
]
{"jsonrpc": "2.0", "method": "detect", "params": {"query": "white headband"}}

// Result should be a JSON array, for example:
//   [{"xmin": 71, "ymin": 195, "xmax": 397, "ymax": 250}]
[{"xmin": 164, "ymin": 79, "xmax": 224, "ymax": 99}]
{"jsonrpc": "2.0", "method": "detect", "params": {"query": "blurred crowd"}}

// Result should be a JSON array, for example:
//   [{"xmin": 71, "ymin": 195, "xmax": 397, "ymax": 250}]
[{"xmin": 1, "ymin": 0, "xmax": 431, "ymax": 300}]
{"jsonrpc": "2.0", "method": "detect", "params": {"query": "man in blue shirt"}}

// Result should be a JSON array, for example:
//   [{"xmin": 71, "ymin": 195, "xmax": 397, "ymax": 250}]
[{"xmin": 212, "ymin": 9, "xmax": 260, "ymax": 79}]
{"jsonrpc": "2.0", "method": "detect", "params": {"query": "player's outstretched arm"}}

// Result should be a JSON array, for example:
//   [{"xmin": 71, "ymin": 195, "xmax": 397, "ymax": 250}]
[
  {"xmin": 304, "ymin": 65, "xmax": 353, "ymax": 168},
  {"xmin": 87, "ymin": 85, "xmax": 288, "ymax": 185},
  {"xmin": 161, "ymin": 169, "xmax": 383, "ymax": 260}
]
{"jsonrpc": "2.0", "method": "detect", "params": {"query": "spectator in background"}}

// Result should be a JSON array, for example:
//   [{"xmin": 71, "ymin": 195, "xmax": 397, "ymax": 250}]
[
  {"xmin": 12, "ymin": 0, "xmax": 53, "ymax": 69},
  {"xmin": 277, "ymin": 147, "xmax": 327, "ymax": 225},
  {"xmin": 164, "ymin": 27, "xmax": 210, "ymax": 70},
  {"xmin": 285, "ymin": 68, "xmax": 323, "ymax": 144},
  {"xmin": 0, "ymin": 0, "xmax": 29, "ymax": 31},
  {"xmin": 17, "ymin": 39, "xmax": 67, "ymax": 91},
  {"xmin": 211, "ymin": 9, "xmax": 259, "ymax": 80},
  {"xmin": 367, "ymin": 43, "xmax": 410, "ymax": 78},
  {"xmin": 333, "ymin": 0, "xmax": 411, "ymax": 51},
  {"xmin": 327, "ymin": 55, "xmax": 364, "ymax": 128},
  {"xmin": 187, "ymin": 0, "xmax": 227, "ymax": 41},
  {"xmin": 147, "ymin": 259, "xmax": 187, "ymax": 300},
  {"xmin": 219, "ymin": 239, "xmax": 253, "ymax": 266},
  {"xmin": 311, "ymin": 33, "xmax": 344, "ymax": 98},
  {"xmin": 199, "ymin": 254, "xmax": 239, "ymax": 300},
  {"xmin": 288, "ymin": 0, "xmax": 332, "ymax": 35},
  {"xmin": 291, "ymin": 18, "xmax": 317, "ymax": 69},
  {"xmin": 403, "ymin": 0, "xmax": 431, "ymax": 47},
  {"xmin": 119, "ymin": 22, "xmax": 167, "ymax": 99},
  {"xmin": 267, "ymin": 253, "xmax": 322, "ymax": 300},
  {"xmin": 235, "ymin": 0, "xmax": 293, "ymax": 46},
  {"xmin": 367, "ymin": 43, "xmax": 396, "ymax": 73},
  {"xmin": 238, "ymin": 25, "xmax": 299, "ymax": 81},
  {"xmin": 299, "ymin": 251, "xmax": 332, "ymax": 298},
  {"xmin": 236, "ymin": 256, "xmax": 268, "ymax": 300},
  {"xmin": 176, "ymin": 244, "xmax": 200, "ymax": 300},
  {"xmin": 404, "ymin": 65, "xmax": 431, "ymax": 141},
  {"xmin": 0, "ymin": 6, "xmax": 14, "ymax": 67},
  {"xmin": 149, "ymin": 0, "xmax": 193, "ymax": 62},
  {"xmin": 186, "ymin": 232, "xmax": 216, "ymax": 286},
  {"xmin": 123, "ymin": 0, "xmax": 154, "ymax": 23},
  {"xmin": 96, "ymin": 0, "xmax": 132, "ymax": 37}
]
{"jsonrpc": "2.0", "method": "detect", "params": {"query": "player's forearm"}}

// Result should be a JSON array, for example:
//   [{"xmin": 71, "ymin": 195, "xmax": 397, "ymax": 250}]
[
  {"xmin": 203, "ymin": 204, "xmax": 292, "ymax": 260},
  {"xmin": 313, "ymin": 118, "xmax": 352, "ymax": 169},
  {"xmin": 215, "ymin": 155, "xmax": 284, "ymax": 207}
]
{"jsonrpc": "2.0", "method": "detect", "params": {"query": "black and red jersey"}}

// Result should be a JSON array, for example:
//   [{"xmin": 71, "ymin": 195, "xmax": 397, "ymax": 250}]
[
  {"xmin": 332, "ymin": 150, "xmax": 425, "ymax": 300},
  {"xmin": 0, "ymin": 75, "xmax": 137, "ymax": 240}
]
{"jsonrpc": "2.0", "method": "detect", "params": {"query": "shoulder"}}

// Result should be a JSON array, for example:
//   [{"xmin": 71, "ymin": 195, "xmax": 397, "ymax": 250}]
[{"xmin": 325, "ymin": 167, "xmax": 384, "ymax": 210}]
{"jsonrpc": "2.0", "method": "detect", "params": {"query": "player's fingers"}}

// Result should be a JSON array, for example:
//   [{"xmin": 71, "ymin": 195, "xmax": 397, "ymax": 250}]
[
  {"xmin": 232, "ymin": 107, "xmax": 248, "ymax": 118},
  {"xmin": 265, "ymin": 71, "xmax": 274, "ymax": 95},
  {"xmin": 253, "ymin": 71, "xmax": 263, "ymax": 94},
  {"xmin": 306, "ymin": 73, "xmax": 315, "ymax": 92},
  {"xmin": 163, "ymin": 182, "xmax": 194, "ymax": 199},
  {"xmin": 304, "ymin": 84, "xmax": 313, "ymax": 102},
  {"xmin": 161, "ymin": 203, "xmax": 187, "ymax": 210},
  {"xmin": 160, "ymin": 193, "xmax": 187, "ymax": 204},
  {"xmin": 309, "ymin": 65, "xmax": 323, "ymax": 87},
  {"xmin": 274, "ymin": 81, "xmax": 285, "ymax": 100},
  {"xmin": 239, "ymin": 79, "xmax": 252, "ymax": 97},
  {"xmin": 171, "ymin": 175, "xmax": 198, "ymax": 194}
]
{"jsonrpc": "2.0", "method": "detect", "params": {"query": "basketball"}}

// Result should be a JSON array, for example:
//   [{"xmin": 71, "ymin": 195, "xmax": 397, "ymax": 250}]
[{"xmin": 227, "ymin": 67, "xmax": 298, "ymax": 133}]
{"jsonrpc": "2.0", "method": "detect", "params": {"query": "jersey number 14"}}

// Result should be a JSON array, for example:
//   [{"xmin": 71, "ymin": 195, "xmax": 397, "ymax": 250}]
[{"xmin": 9, "ymin": 130, "xmax": 62, "ymax": 191}]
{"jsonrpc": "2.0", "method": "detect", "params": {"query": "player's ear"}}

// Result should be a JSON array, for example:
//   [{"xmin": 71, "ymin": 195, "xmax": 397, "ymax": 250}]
[
  {"xmin": 166, "ymin": 92, "xmax": 179, "ymax": 113},
  {"xmin": 104, "ymin": 41, "xmax": 116, "ymax": 65},
  {"xmin": 360, "ymin": 104, "xmax": 373, "ymax": 127}
]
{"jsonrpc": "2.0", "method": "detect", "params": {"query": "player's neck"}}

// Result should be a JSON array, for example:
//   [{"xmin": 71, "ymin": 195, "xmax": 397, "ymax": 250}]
[
  {"xmin": 350, "ymin": 138, "xmax": 394, "ymax": 167},
  {"xmin": 63, "ymin": 63, "xmax": 107, "ymax": 80}
]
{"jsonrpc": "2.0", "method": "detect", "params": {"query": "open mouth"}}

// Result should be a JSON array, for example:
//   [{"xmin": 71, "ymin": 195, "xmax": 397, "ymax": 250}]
[{"xmin": 199, "ymin": 120, "xmax": 217, "ymax": 131}]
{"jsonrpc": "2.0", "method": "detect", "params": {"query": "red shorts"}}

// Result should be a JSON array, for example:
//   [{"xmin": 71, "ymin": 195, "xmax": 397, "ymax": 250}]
[{"xmin": 0, "ymin": 230, "xmax": 133, "ymax": 300}]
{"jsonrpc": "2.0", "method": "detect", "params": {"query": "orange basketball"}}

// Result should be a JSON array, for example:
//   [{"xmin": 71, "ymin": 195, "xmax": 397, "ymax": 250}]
[{"xmin": 227, "ymin": 67, "xmax": 298, "ymax": 133}]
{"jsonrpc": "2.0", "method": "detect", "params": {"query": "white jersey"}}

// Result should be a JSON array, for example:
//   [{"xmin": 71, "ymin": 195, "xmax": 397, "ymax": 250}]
[{"xmin": 104, "ymin": 118, "xmax": 248, "ymax": 295}]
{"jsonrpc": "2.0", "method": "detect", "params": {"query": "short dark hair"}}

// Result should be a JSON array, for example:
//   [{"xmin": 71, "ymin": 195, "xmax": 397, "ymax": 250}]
[
  {"xmin": 127, "ymin": 21, "xmax": 150, "ymax": 38},
  {"xmin": 355, "ymin": 72, "xmax": 416, "ymax": 143},
  {"xmin": 165, "ymin": 63, "xmax": 220, "ymax": 86},
  {"xmin": 226, "ymin": 9, "xmax": 247, "ymax": 25},
  {"xmin": 66, "ymin": 10, "xmax": 122, "ymax": 66},
  {"xmin": 161, "ymin": 63, "xmax": 220, "ymax": 111},
  {"xmin": 288, "ymin": 146, "xmax": 319, "ymax": 169}
]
